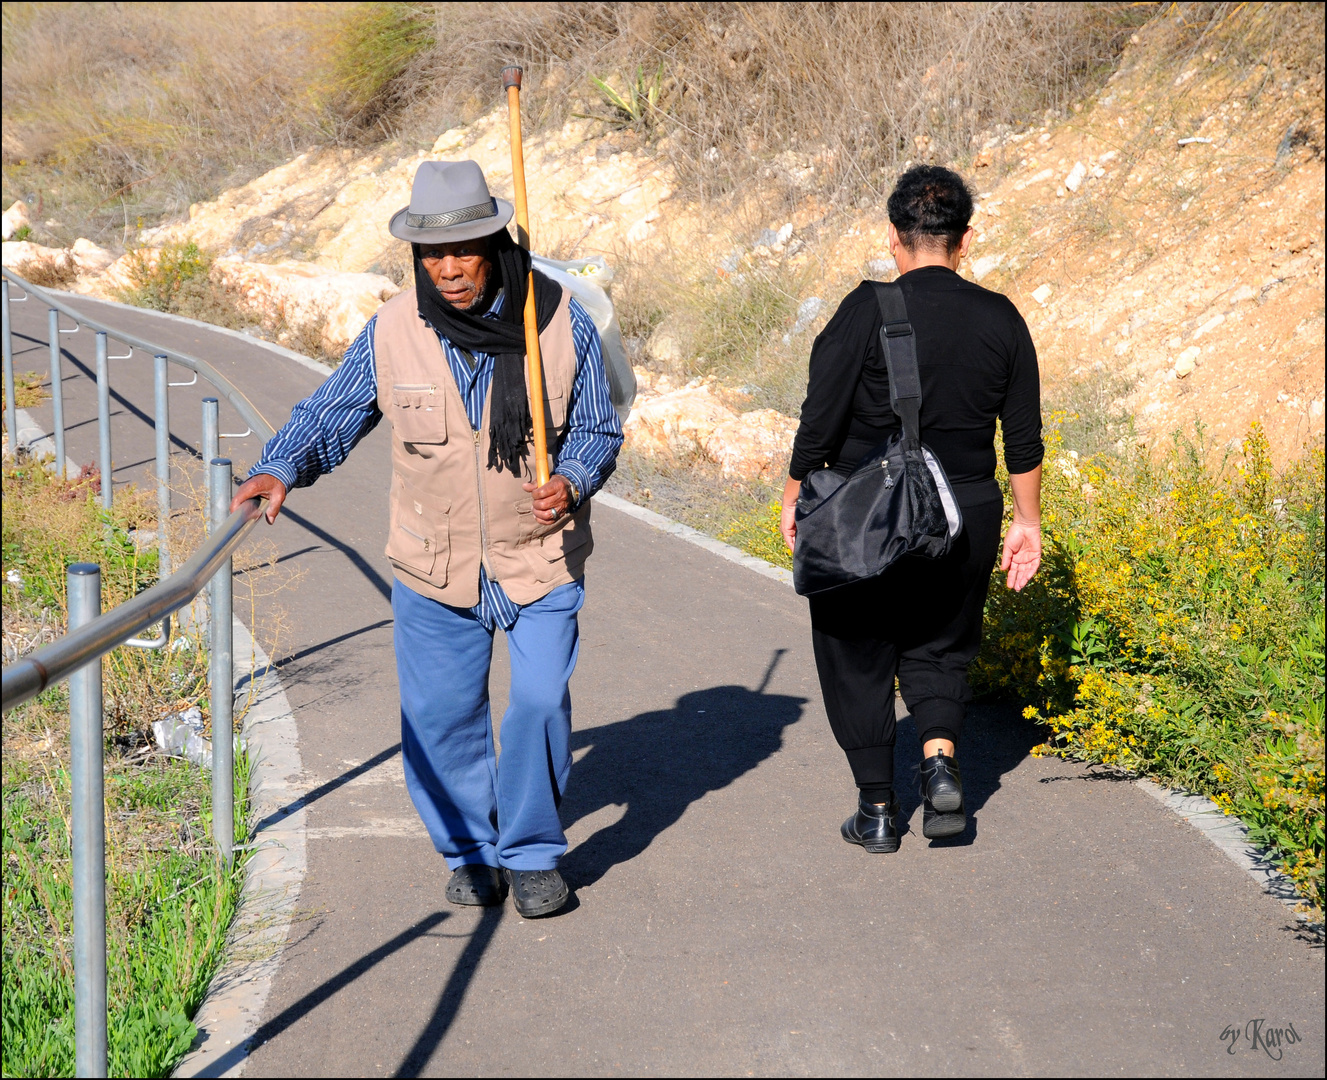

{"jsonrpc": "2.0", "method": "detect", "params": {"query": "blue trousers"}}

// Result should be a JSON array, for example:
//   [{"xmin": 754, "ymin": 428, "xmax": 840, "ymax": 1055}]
[{"xmin": 392, "ymin": 578, "xmax": 583, "ymax": 871}]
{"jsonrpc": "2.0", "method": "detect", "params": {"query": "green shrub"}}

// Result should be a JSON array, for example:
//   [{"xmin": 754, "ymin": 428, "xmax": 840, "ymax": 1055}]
[
  {"xmin": 112, "ymin": 240, "xmax": 244, "ymax": 330},
  {"xmin": 983, "ymin": 424, "xmax": 1324, "ymax": 919},
  {"xmin": 114, "ymin": 240, "xmax": 210, "ymax": 313},
  {"xmin": 720, "ymin": 501, "xmax": 791, "ymax": 571},
  {"xmin": 587, "ymin": 62, "xmax": 668, "ymax": 132}
]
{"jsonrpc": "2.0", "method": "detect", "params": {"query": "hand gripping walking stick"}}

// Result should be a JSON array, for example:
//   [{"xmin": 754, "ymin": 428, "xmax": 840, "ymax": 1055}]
[{"xmin": 502, "ymin": 64, "xmax": 551, "ymax": 486}]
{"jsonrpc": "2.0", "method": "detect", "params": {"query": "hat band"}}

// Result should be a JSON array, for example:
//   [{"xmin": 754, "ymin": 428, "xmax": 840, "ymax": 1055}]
[{"xmin": 405, "ymin": 198, "xmax": 498, "ymax": 230}]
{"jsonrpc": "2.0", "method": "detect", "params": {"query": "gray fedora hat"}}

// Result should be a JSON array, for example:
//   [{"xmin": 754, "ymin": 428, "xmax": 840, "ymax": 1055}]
[{"xmin": 388, "ymin": 160, "xmax": 515, "ymax": 244}]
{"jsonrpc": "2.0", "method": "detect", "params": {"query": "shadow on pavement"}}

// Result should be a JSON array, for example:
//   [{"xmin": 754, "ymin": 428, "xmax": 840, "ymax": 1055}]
[
  {"xmin": 278, "ymin": 503, "xmax": 395, "ymax": 603},
  {"xmin": 249, "ymin": 742, "xmax": 402, "ymax": 833},
  {"xmin": 16, "ymin": 331, "xmax": 201, "ymax": 462},
  {"xmin": 195, "ymin": 910, "xmax": 453, "ymax": 1077},
  {"xmin": 269, "ymin": 617, "xmax": 394, "ymax": 666},
  {"xmin": 393, "ymin": 906, "xmax": 505, "ymax": 1076},
  {"xmin": 560, "ymin": 650, "xmax": 807, "ymax": 887}
]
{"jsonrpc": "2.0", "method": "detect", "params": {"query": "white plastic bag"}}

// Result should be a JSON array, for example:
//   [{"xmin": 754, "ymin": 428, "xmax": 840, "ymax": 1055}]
[{"xmin": 532, "ymin": 254, "xmax": 637, "ymax": 422}]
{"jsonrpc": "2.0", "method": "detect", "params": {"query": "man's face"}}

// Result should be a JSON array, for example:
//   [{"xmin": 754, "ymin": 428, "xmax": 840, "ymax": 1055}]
[{"xmin": 419, "ymin": 238, "xmax": 492, "ymax": 311}]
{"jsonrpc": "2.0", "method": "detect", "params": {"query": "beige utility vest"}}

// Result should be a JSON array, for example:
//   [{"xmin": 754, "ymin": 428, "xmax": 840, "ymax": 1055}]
[{"xmin": 372, "ymin": 288, "xmax": 592, "ymax": 608}]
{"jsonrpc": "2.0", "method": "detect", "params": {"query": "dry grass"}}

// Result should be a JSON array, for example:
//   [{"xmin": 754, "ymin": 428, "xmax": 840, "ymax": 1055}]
[
  {"xmin": 1, "ymin": 2, "xmax": 337, "ymax": 247},
  {"xmin": 1, "ymin": 370, "xmax": 51, "ymax": 419},
  {"xmin": 8, "ymin": 254, "xmax": 77, "ymax": 288},
  {"xmin": 3, "ymin": 2, "xmax": 1145, "ymax": 246},
  {"xmin": 605, "ymin": 444, "xmax": 777, "ymax": 535},
  {"xmin": 391, "ymin": 2, "xmax": 1143, "ymax": 207},
  {"xmin": 5, "ymin": 3, "xmax": 1318, "ymax": 250}
]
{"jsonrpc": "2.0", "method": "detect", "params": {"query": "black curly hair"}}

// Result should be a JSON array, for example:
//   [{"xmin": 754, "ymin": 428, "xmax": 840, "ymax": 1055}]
[{"xmin": 886, "ymin": 165, "xmax": 974, "ymax": 254}]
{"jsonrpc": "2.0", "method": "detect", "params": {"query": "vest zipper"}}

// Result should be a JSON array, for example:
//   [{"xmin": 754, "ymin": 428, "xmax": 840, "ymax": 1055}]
[{"xmin": 473, "ymin": 429, "xmax": 492, "ymax": 576}]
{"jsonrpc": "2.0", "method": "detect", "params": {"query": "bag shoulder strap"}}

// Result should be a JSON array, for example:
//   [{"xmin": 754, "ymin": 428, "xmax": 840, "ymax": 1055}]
[{"xmin": 870, "ymin": 280, "xmax": 921, "ymax": 446}]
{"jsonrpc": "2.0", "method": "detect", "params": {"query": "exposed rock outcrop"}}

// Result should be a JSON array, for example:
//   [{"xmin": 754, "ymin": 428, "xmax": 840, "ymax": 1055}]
[
  {"xmin": 703, "ymin": 410, "xmax": 799, "ymax": 481},
  {"xmin": 210, "ymin": 258, "xmax": 400, "ymax": 355},
  {"xmin": 623, "ymin": 384, "xmax": 737, "ymax": 459},
  {"xmin": 1, "ymin": 240, "xmax": 71, "ymax": 271},
  {"xmin": 3, "ymin": 237, "xmax": 114, "ymax": 277},
  {"xmin": 623, "ymin": 380, "xmax": 797, "ymax": 481},
  {"xmin": 1, "ymin": 200, "xmax": 30, "ymax": 240}
]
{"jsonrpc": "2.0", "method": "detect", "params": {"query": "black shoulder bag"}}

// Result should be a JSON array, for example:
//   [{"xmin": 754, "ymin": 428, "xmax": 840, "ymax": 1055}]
[{"xmin": 792, "ymin": 281, "xmax": 963, "ymax": 596}]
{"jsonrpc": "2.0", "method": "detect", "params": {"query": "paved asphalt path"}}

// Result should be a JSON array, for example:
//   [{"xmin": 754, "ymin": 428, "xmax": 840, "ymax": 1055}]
[{"xmin": 9, "ymin": 293, "xmax": 1323, "ymax": 1077}]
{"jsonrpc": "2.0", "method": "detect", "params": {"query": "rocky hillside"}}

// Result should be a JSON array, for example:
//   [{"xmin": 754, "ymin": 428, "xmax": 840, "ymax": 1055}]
[{"xmin": 4, "ymin": 16, "xmax": 1323, "ymax": 469}]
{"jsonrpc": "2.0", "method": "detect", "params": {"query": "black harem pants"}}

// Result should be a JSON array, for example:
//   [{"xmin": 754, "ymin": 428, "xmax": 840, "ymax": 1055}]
[{"xmin": 807, "ymin": 492, "xmax": 1003, "ymax": 803}]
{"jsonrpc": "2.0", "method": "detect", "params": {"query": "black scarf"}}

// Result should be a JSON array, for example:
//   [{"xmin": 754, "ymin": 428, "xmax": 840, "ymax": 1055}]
[{"xmin": 412, "ymin": 231, "xmax": 562, "ymax": 474}]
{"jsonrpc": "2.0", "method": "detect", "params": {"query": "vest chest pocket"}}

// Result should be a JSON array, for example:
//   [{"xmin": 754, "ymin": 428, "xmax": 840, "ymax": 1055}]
[
  {"xmin": 388, "ymin": 488, "xmax": 450, "ymax": 582},
  {"xmin": 390, "ymin": 385, "xmax": 447, "ymax": 446},
  {"xmin": 542, "ymin": 390, "xmax": 566, "ymax": 438}
]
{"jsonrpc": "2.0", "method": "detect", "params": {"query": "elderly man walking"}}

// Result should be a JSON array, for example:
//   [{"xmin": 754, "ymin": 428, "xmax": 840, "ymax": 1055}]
[{"xmin": 232, "ymin": 160, "xmax": 623, "ymax": 917}]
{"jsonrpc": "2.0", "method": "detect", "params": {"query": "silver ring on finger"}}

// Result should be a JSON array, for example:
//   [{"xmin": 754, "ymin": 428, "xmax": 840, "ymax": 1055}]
[{"xmin": 550, "ymin": 507, "xmax": 561, "ymax": 521}]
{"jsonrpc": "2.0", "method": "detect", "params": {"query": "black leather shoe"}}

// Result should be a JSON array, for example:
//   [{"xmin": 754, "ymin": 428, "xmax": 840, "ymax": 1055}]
[
  {"xmin": 841, "ymin": 794, "xmax": 900, "ymax": 853},
  {"xmin": 445, "ymin": 864, "xmax": 507, "ymax": 906},
  {"xmin": 503, "ymin": 868, "xmax": 569, "ymax": 918},
  {"xmin": 919, "ymin": 753, "xmax": 966, "ymax": 838}
]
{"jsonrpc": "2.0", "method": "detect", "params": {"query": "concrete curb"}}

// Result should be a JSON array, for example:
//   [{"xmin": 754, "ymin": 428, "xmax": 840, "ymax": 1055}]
[
  {"xmin": 13, "ymin": 406, "xmax": 52, "ymax": 458},
  {"xmin": 9, "ymin": 406, "xmax": 76, "ymax": 476},
  {"xmin": 595, "ymin": 489, "xmax": 1317, "ymax": 932},
  {"xmin": 595, "ymin": 492, "xmax": 793, "ymax": 588},
  {"xmin": 1136, "ymin": 779, "xmax": 1320, "ymax": 936},
  {"xmin": 44, "ymin": 286, "xmax": 336, "ymax": 378},
  {"xmin": 174, "ymin": 616, "xmax": 306, "ymax": 1078}
]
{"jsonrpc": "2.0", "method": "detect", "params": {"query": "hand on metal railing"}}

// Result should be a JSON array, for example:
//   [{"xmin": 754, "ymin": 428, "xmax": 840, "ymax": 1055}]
[{"xmin": 231, "ymin": 472, "xmax": 289, "ymax": 524}]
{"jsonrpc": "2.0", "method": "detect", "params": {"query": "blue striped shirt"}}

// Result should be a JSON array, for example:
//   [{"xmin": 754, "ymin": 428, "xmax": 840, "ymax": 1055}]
[{"xmin": 252, "ymin": 290, "xmax": 623, "ymax": 630}]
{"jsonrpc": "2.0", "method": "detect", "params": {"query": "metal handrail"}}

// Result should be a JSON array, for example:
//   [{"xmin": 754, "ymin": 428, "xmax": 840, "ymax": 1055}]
[
  {"xmin": 1, "ymin": 266, "xmax": 280, "ymax": 1075},
  {"xmin": 0, "ymin": 268, "xmax": 276, "ymax": 441},
  {"xmin": 1, "ymin": 498, "xmax": 264, "ymax": 713}
]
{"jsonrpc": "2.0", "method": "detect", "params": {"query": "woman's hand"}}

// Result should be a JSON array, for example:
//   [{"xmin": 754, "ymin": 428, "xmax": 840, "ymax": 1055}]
[
  {"xmin": 1000, "ymin": 520, "xmax": 1042, "ymax": 592},
  {"xmin": 1002, "ymin": 465, "xmax": 1043, "ymax": 591},
  {"xmin": 780, "ymin": 476, "xmax": 801, "ymax": 552}
]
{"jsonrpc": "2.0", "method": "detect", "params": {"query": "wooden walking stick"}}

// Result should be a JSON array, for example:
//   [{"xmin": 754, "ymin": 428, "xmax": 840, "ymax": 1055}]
[{"xmin": 502, "ymin": 64, "xmax": 550, "ymax": 486}]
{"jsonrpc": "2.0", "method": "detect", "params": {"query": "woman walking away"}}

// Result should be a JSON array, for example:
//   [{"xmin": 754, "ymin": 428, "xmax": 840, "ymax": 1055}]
[{"xmin": 781, "ymin": 165, "xmax": 1044, "ymax": 852}]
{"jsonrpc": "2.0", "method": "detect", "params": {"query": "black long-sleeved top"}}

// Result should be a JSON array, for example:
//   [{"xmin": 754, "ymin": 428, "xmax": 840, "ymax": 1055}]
[{"xmin": 790, "ymin": 267, "xmax": 1043, "ymax": 500}]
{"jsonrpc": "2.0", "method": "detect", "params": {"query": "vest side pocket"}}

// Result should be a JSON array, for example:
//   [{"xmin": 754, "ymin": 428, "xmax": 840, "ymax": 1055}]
[
  {"xmin": 532, "ymin": 517, "xmax": 592, "ymax": 581},
  {"xmin": 390, "ymin": 385, "xmax": 448, "ymax": 446},
  {"xmin": 387, "ymin": 487, "xmax": 450, "ymax": 583}
]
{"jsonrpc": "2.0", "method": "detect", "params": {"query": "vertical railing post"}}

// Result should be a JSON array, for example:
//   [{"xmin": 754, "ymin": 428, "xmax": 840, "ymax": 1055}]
[
  {"xmin": 95, "ymin": 332, "xmax": 112, "ymax": 511},
  {"xmin": 201, "ymin": 398, "xmax": 219, "ymax": 532},
  {"xmin": 209, "ymin": 457, "xmax": 234, "ymax": 862},
  {"xmin": 154, "ymin": 355, "xmax": 171, "ymax": 579},
  {"xmin": 49, "ymin": 308, "xmax": 66, "ymax": 476},
  {"xmin": 68, "ymin": 563, "xmax": 107, "ymax": 1079},
  {"xmin": 2, "ymin": 278, "xmax": 16, "ymax": 448}
]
